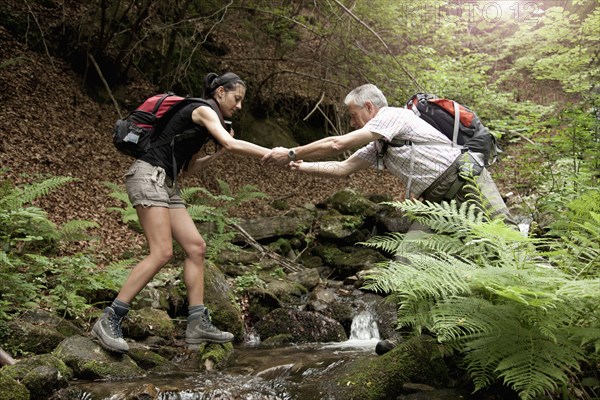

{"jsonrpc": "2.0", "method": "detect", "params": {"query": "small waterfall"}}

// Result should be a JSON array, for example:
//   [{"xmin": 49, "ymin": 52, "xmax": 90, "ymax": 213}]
[{"xmin": 349, "ymin": 310, "xmax": 380, "ymax": 341}]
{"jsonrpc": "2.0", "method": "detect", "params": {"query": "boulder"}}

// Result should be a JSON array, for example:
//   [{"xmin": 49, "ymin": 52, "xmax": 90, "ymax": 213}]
[
  {"xmin": 123, "ymin": 307, "xmax": 175, "ymax": 340},
  {"xmin": 2, "ymin": 319, "xmax": 65, "ymax": 355},
  {"xmin": 326, "ymin": 188, "xmax": 380, "ymax": 217},
  {"xmin": 305, "ymin": 335, "xmax": 449, "ymax": 400},
  {"xmin": 236, "ymin": 208, "xmax": 315, "ymax": 241},
  {"xmin": 204, "ymin": 262, "xmax": 244, "ymax": 341},
  {"xmin": 245, "ymin": 288, "xmax": 283, "ymax": 324},
  {"xmin": 0, "ymin": 370, "xmax": 29, "ymax": 400},
  {"xmin": 254, "ymin": 308, "xmax": 347, "ymax": 343},
  {"xmin": 52, "ymin": 335, "xmax": 143, "ymax": 380},
  {"xmin": 317, "ymin": 209, "xmax": 365, "ymax": 241},
  {"xmin": 21, "ymin": 365, "xmax": 69, "ymax": 399},
  {"xmin": 314, "ymin": 245, "xmax": 387, "ymax": 279},
  {"xmin": 21, "ymin": 309, "xmax": 84, "ymax": 337}
]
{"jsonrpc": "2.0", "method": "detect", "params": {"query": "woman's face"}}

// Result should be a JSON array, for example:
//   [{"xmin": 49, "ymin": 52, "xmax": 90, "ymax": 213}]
[{"xmin": 216, "ymin": 84, "xmax": 246, "ymax": 118}]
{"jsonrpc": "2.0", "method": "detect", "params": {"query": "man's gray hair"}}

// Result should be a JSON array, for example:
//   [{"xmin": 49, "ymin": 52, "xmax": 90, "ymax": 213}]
[{"xmin": 344, "ymin": 84, "xmax": 388, "ymax": 108}]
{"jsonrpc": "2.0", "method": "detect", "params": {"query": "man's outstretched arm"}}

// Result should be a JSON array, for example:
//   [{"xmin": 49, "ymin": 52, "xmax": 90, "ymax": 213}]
[
  {"xmin": 289, "ymin": 152, "xmax": 370, "ymax": 178},
  {"xmin": 262, "ymin": 128, "xmax": 380, "ymax": 166}
]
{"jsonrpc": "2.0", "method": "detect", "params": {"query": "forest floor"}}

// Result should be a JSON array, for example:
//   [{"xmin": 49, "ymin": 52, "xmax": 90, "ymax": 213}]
[
  {"xmin": 0, "ymin": 26, "xmax": 404, "ymax": 265},
  {"xmin": 0, "ymin": 25, "xmax": 519, "ymax": 266}
]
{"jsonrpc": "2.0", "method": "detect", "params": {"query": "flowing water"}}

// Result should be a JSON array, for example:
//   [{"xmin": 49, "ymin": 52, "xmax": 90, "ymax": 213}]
[{"xmin": 74, "ymin": 311, "xmax": 381, "ymax": 400}]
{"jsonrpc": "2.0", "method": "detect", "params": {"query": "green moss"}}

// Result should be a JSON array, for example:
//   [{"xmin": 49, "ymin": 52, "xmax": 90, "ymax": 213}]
[
  {"xmin": 0, "ymin": 371, "xmax": 29, "ymax": 400},
  {"xmin": 2, "ymin": 354, "xmax": 73, "ymax": 381}
]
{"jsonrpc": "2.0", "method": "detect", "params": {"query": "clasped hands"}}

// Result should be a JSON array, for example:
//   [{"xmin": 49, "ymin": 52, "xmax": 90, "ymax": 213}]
[{"xmin": 261, "ymin": 147, "xmax": 302, "ymax": 170}]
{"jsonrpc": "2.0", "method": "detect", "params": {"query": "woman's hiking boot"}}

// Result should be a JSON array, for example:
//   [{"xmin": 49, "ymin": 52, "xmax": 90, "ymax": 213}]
[
  {"xmin": 186, "ymin": 308, "xmax": 234, "ymax": 344},
  {"xmin": 91, "ymin": 307, "xmax": 129, "ymax": 353}
]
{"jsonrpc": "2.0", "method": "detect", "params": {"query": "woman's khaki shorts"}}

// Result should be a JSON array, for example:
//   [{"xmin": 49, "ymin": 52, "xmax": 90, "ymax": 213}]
[{"xmin": 125, "ymin": 160, "xmax": 185, "ymax": 209}]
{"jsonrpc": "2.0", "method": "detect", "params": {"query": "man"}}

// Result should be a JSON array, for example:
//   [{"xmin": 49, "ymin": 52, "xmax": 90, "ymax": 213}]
[{"xmin": 262, "ymin": 83, "xmax": 512, "ymax": 354}]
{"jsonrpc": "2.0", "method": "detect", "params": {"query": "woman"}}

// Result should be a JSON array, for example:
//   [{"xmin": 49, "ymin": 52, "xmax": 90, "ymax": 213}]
[{"xmin": 92, "ymin": 72, "xmax": 270, "ymax": 353}]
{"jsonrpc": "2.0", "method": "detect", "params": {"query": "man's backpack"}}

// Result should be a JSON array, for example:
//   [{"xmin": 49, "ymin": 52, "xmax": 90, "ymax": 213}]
[
  {"xmin": 405, "ymin": 93, "xmax": 501, "ymax": 167},
  {"xmin": 113, "ymin": 93, "xmax": 222, "ymax": 159}
]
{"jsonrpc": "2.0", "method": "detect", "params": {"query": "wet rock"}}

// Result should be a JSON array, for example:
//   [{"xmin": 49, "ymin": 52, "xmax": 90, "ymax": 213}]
[
  {"xmin": 127, "ymin": 345, "xmax": 176, "ymax": 373},
  {"xmin": 193, "ymin": 342, "xmax": 234, "ymax": 371},
  {"xmin": 123, "ymin": 307, "xmax": 175, "ymax": 340},
  {"xmin": 204, "ymin": 263, "xmax": 244, "ymax": 341},
  {"xmin": 52, "ymin": 335, "xmax": 143, "ymax": 380},
  {"xmin": 310, "ymin": 335, "xmax": 449, "ymax": 400},
  {"xmin": 254, "ymin": 308, "xmax": 347, "ymax": 343},
  {"xmin": 49, "ymin": 386, "xmax": 90, "ymax": 400},
  {"xmin": 306, "ymin": 286, "xmax": 354, "ymax": 336},
  {"xmin": 122, "ymin": 383, "xmax": 159, "ymax": 400}
]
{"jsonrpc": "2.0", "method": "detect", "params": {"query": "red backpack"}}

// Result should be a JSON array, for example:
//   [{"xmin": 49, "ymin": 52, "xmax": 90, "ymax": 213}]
[
  {"xmin": 112, "ymin": 93, "xmax": 225, "ymax": 159},
  {"xmin": 406, "ymin": 93, "xmax": 501, "ymax": 166}
]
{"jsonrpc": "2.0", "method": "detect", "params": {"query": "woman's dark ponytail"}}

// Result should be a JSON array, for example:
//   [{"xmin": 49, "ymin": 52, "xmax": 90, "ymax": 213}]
[{"xmin": 202, "ymin": 72, "xmax": 246, "ymax": 99}]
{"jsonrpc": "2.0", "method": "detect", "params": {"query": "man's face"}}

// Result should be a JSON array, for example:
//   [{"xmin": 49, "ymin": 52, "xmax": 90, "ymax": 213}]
[{"xmin": 347, "ymin": 101, "xmax": 375, "ymax": 129}]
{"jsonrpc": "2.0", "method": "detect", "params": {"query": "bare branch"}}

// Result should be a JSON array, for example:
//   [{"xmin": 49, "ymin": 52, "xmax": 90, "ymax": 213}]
[
  {"xmin": 332, "ymin": 0, "xmax": 424, "ymax": 92},
  {"xmin": 231, "ymin": 222, "xmax": 303, "ymax": 273},
  {"xmin": 0, "ymin": 347, "xmax": 16, "ymax": 366}
]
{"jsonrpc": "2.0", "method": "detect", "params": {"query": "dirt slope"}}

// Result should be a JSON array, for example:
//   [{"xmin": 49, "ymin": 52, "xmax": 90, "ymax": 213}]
[{"xmin": 0, "ymin": 26, "xmax": 406, "ymax": 264}]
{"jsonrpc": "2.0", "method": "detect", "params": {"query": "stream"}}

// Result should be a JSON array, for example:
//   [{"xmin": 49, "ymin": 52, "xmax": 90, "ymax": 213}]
[{"xmin": 73, "ymin": 310, "xmax": 381, "ymax": 400}]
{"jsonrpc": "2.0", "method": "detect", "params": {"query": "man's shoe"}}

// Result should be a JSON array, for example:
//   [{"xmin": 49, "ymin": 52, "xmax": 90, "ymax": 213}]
[
  {"xmin": 375, "ymin": 338, "xmax": 398, "ymax": 355},
  {"xmin": 186, "ymin": 308, "xmax": 234, "ymax": 344},
  {"xmin": 91, "ymin": 307, "xmax": 129, "ymax": 353}
]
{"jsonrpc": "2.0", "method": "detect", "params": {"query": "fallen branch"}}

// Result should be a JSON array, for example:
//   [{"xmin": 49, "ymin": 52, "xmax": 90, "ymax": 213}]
[
  {"xmin": 0, "ymin": 347, "xmax": 16, "ymax": 366},
  {"xmin": 88, "ymin": 53, "xmax": 123, "ymax": 119},
  {"xmin": 231, "ymin": 222, "xmax": 303, "ymax": 273}
]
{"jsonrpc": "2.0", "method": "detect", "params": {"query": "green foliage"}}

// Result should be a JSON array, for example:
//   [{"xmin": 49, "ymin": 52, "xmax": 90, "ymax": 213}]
[
  {"xmin": 0, "ymin": 176, "xmax": 119, "ymax": 320},
  {"xmin": 106, "ymin": 179, "xmax": 268, "ymax": 262},
  {"xmin": 362, "ymin": 198, "xmax": 600, "ymax": 399}
]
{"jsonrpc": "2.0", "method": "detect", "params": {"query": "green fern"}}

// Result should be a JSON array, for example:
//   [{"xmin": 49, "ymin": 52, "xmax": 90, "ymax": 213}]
[
  {"xmin": 0, "ymin": 176, "xmax": 75, "ymax": 210},
  {"xmin": 362, "ymin": 197, "xmax": 600, "ymax": 399}
]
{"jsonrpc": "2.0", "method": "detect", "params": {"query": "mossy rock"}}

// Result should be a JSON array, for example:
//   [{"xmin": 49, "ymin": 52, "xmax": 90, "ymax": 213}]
[
  {"xmin": 194, "ymin": 342, "xmax": 234, "ymax": 371},
  {"xmin": 52, "ymin": 335, "xmax": 143, "ymax": 380},
  {"xmin": 204, "ymin": 262, "xmax": 244, "ymax": 341},
  {"xmin": 321, "ymin": 336, "xmax": 449, "ymax": 400},
  {"xmin": 0, "ymin": 370, "xmax": 29, "ymax": 400},
  {"xmin": 4, "ymin": 319, "xmax": 65, "ymax": 355},
  {"xmin": 127, "ymin": 346, "xmax": 176, "ymax": 373},
  {"xmin": 327, "ymin": 188, "xmax": 380, "ymax": 217},
  {"xmin": 123, "ymin": 307, "xmax": 175, "ymax": 340},
  {"xmin": 1, "ymin": 353, "xmax": 73, "ymax": 382},
  {"xmin": 318, "ymin": 210, "xmax": 365, "ymax": 241},
  {"xmin": 21, "ymin": 365, "xmax": 69, "ymax": 399}
]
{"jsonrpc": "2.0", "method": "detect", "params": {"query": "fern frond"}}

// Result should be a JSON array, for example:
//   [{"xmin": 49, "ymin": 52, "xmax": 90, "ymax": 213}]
[
  {"xmin": 179, "ymin": 187, "xmax": 204, "ymax": 202},
  {"xmin": 186, "ymin": 204, "xmax": 218, "ymax": 222},
  {"xmin": 360, "ymin": 232, "xmax": 405, "ymax": 254},
  {"xmin": 58, "ymin": 220, "xmax": 99, "ymax": 242},
  {"xmin": 0, "ymin": 177, "xmax": 75, "ymax": 209},
  {"xmin": 363, "ymin": 254, "xmax": 475, "ymax": 299}
]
